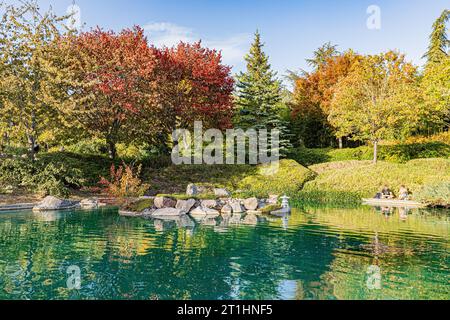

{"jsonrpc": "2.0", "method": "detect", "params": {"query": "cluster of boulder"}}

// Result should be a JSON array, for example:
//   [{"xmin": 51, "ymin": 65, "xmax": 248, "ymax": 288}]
[
  {"xmin": 146, "ymin": 196, "xmax": 263, "ymax": 219},
  {"xmin": 119, "ymin": 184, "xmax": 288, "ymax": 221}
]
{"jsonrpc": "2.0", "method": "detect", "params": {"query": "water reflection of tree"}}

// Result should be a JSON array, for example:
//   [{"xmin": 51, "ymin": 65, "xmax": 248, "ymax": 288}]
[{"xmin": 0, "ymin": 207, "xmax": 448, "ymax": 300}]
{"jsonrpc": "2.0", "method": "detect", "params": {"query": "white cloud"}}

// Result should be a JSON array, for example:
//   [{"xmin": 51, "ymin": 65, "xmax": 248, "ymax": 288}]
[
  {"xmin": 144, "ymin": 22, "xmax": 250, "ymax": 68},
  {"xmin": 144, "ymin": 22, "xmax": 195, "ymax": 48}
]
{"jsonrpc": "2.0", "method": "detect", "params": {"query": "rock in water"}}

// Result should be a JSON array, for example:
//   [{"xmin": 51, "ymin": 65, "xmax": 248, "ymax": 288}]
[
  {"xmin": 243, "ymin": 198, "xmax": 258, "ymax": 211},
  {"xmin": 243, "ymin": 213, "xmax": 258, "ymax": 225},
  {"xmin": 80, "ymin": 198, "xmax": 99, "ymax": 210},
  {"xmin": 33, "ymin": 196, "xmax": 78, "ymax": 212},
  {"xmin": 201, "ymin": 200, "xmax": 218, "ymax": 209},
  {"xmin": 230, "ymin": 201, "xmax": 245, "ymax": 213},
  {"xmin": 214, "ymin": 188, "xmax": 231, "ymax": 198},
  {"xmin": 221, "ymin": 204, "xmax": 233, "ymax": 215},
  {"xmin": 176, "ymin": 215, "xmax": 195, "ymax": 228},
  {"xmin": 190, "ymin": 207, "xmax": 220, "ymax": 218},
  {"xmin": 151, "ymin": 208, "xmax": 186, "ymax": 217},
  {"xmin": 176, "ymin": 199, "xmax": 196, "ymax": 213},
  {"xmin": 154, "ymin": 197, "xmax": 177, "ymax": 209}
]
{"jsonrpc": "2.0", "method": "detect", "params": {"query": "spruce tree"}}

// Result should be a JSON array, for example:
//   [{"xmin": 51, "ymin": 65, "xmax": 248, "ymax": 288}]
[
  {"xmin": 424, "ymin": 9, "xmax": 449, "ymax": 64},
  {"xmin": 234, "ymin": 30, "xmax": 292, "ymax": 157}
]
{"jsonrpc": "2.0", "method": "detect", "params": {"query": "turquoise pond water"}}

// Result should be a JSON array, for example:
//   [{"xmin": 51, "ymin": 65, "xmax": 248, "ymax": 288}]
[{"xmin": 0, "ymin": 206, "xmax": 448, "ymax": 300}]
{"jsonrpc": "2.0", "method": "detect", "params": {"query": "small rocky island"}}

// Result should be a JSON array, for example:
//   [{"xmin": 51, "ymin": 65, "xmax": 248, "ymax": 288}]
[{"xmin": 119, "ymin": 184, "xmax": 291, "ymax": 220}]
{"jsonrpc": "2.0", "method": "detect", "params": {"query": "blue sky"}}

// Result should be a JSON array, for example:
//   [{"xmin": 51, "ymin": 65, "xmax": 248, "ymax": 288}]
[{"xmin": 7, "ymin": 0, "xmax": 450, "ymax": 78}]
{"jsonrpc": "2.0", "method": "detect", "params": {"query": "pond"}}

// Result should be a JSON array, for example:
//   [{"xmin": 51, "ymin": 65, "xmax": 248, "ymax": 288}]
[{"xmin": 0, "ymin": 206, "xmax": 448, "ymax": 300}]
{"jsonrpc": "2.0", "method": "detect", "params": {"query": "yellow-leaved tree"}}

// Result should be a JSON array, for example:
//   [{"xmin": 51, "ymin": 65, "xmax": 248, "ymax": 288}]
[{"xmin": 328, "ymin": 51, "xmax": 422, "ymax": 164}]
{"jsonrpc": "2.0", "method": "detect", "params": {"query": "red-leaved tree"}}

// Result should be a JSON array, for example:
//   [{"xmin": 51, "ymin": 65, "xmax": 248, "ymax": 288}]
[
  {"xmin": 163, "ymin": 42, "xmax": 235, "ymax": 131},
  {"xmin": 61, "ymin": 26, "xmax": 161, "ymax": 158}
]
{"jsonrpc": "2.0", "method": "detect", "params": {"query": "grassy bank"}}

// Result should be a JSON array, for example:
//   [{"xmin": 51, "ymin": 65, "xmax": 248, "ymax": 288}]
[{"xmin": 301, "ymin": 158, "xmax": 450, "ymax": 206}]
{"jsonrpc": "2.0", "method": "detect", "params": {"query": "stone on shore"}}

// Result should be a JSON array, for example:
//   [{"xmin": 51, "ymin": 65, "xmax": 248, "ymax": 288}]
[
  {"xmin": 221, "ymin": 204, "xmax": 233, "ymax": 215},
  {"xmin": 190, "ymin": 207, "xmax": 220, "ymax": 218},
  {"xmin": 230, "ymin": 201, "xmax": 245, "ymax": 213},
  {"xmin": 214, "ymin": 188, "xmax": 231, "ymax": 198},
  {"xmin": 154, "ymin": 196, "xmax": 177, "ymax": 209},
  {"xmin": 119, "ymin": 210, "xmax": 143, "ymax": 217},
  {"xmin": 33, "ymin": 196, "xmax": 78, "ymax": 212},
  {"xmin": 176, "ymin": 199, "xmax": 196, "ymax": 213},
  {"xmin": 80, "ymin": 198, "xmax": 99, "ymax": 210},
  {"xmin": 243, "ymin": 198, "xmax": 258, "ymax": 211},
  {"xmin": 201, "ymin": 200, "xmax": 218, "ymax": 209},
  {"xmin": 186, "ymin": 184, "xmax": 215, "ymax": 196},
  {"xmin": 267, "ymin": 195, "xmax": 279, "ymax": 205},
  {"xmin": 151, "ymin": 208, "xmax": 186, "ymax": 217}
]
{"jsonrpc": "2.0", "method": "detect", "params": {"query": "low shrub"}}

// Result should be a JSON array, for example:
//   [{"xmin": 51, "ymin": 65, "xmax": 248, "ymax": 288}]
[
  {"xmin": 62, "ymin": 138, "xmax": 108, "ymax": 155},
  {"xmin": 99, "ymin": 163, "xmax": 150, "ymax": 198},
  {"xmin": 0, "ymin": 158, "xmax": 84, "ymax": 197}
]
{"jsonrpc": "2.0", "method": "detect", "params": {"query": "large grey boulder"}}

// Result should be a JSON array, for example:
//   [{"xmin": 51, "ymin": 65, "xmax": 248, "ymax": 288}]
[
  {"xmin": 33, "ymin": 196, "xmax": 79, "ymax": 212},
  {"xmin": 186, "ymin": 184, "xmax": 214, "ymax": 196},
  {"xmin": 243, "ymin": 198, "xmax": 258, "ymax": 211},
  {"xmin": 201, "ymin": 200, "xmax": 218, "ymax": 209},
  {"xmin": 221, "ymin": 204, "xmax": 233, "ymax": 215},
  {"xmin": 229, "ymin": 213, "xmax": 243, "ymax": 224},
  {"xmin": 190, "ymin": 207, "xmax": 220, "ymax": 218},
  {"xmin": 230, "ymin": 201, "xmax": 245, "ymax": 213},
  {"xmin": 80, "ymin": 198, "xmax": 99, "ymax": 210},
  {"xmin": 154, "ymin": 197, "xmax": 177, "ymax": 209},
  {"xmin": 119, "ymin": 210, "xmax": 143, "ymax": 217},
  {"xmin": 214, "ymin": 188, "xmax": 231, "ymax": 198},
  {"xmin": 151, "ymin": 208, "xmax": 186, "ymax": 217},
  {"xmin": 176, "ymin": 199, "xmax": 196, "ymax": 213}
]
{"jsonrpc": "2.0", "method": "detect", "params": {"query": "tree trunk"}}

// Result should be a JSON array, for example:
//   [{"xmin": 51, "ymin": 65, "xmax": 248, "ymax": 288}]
[
  {"xmin": 28, "ymin": 111, "xmax": 37, "ymax": 162},
  {"xmin": 338, "ymin": 137, "xmax": 343, "ymax": 149},
  {"xmin": 107, "ymin": 119, "xmax": 120, "ymax": 160},
  {"xmin": 107, "ymin": 138, "xmax": 117, "ymax": 160},
  {"xmin": 373, "ymin": 140, "xmax": 378, "ymax": 164}
]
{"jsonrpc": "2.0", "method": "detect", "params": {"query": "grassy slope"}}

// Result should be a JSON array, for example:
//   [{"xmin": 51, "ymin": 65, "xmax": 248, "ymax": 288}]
[
  {"xmin": 146, "ymin": 159, "xmax": 316, "ymax": 198},
  {"xmin": 300, "ymin": 158, "xmax": 450, "ymax": 206}
]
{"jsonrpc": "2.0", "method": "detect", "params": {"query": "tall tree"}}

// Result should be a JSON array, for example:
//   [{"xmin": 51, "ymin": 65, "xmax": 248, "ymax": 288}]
[
  {"xmin": 290, "ymin": 51, "xmax": 360, "ymax": 148},
  {"xmin": 421, "ymin": 56, "xmax": 450, "ymax": 131},
  {"xmin": 306, "ymin": 42, "xmax": 340, "ymax": 70},
  {"xmin": 234, "ymin": 30, "xmax": 292, "ymax": 156},
  {"xmin": 59, "ymin": 27, "xmax": 161, "ymax": 159},
  {"xmin": 423, "ymin": 9, "xmax": 449, "ymax": 65},
  {"xmin": 163, "ymin": 41, "xmax": 235, "ymax": 130},
  {"xmin": 329, "ymin": 51, "xmax": 421, "ymax": 164},
  {"xmin": 0, "ymin": 1, "xmax": 71, "ymax": 160},
  {"xmin": 422, "ymin": 9, "xmax": 450, "ymax": 132}
]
